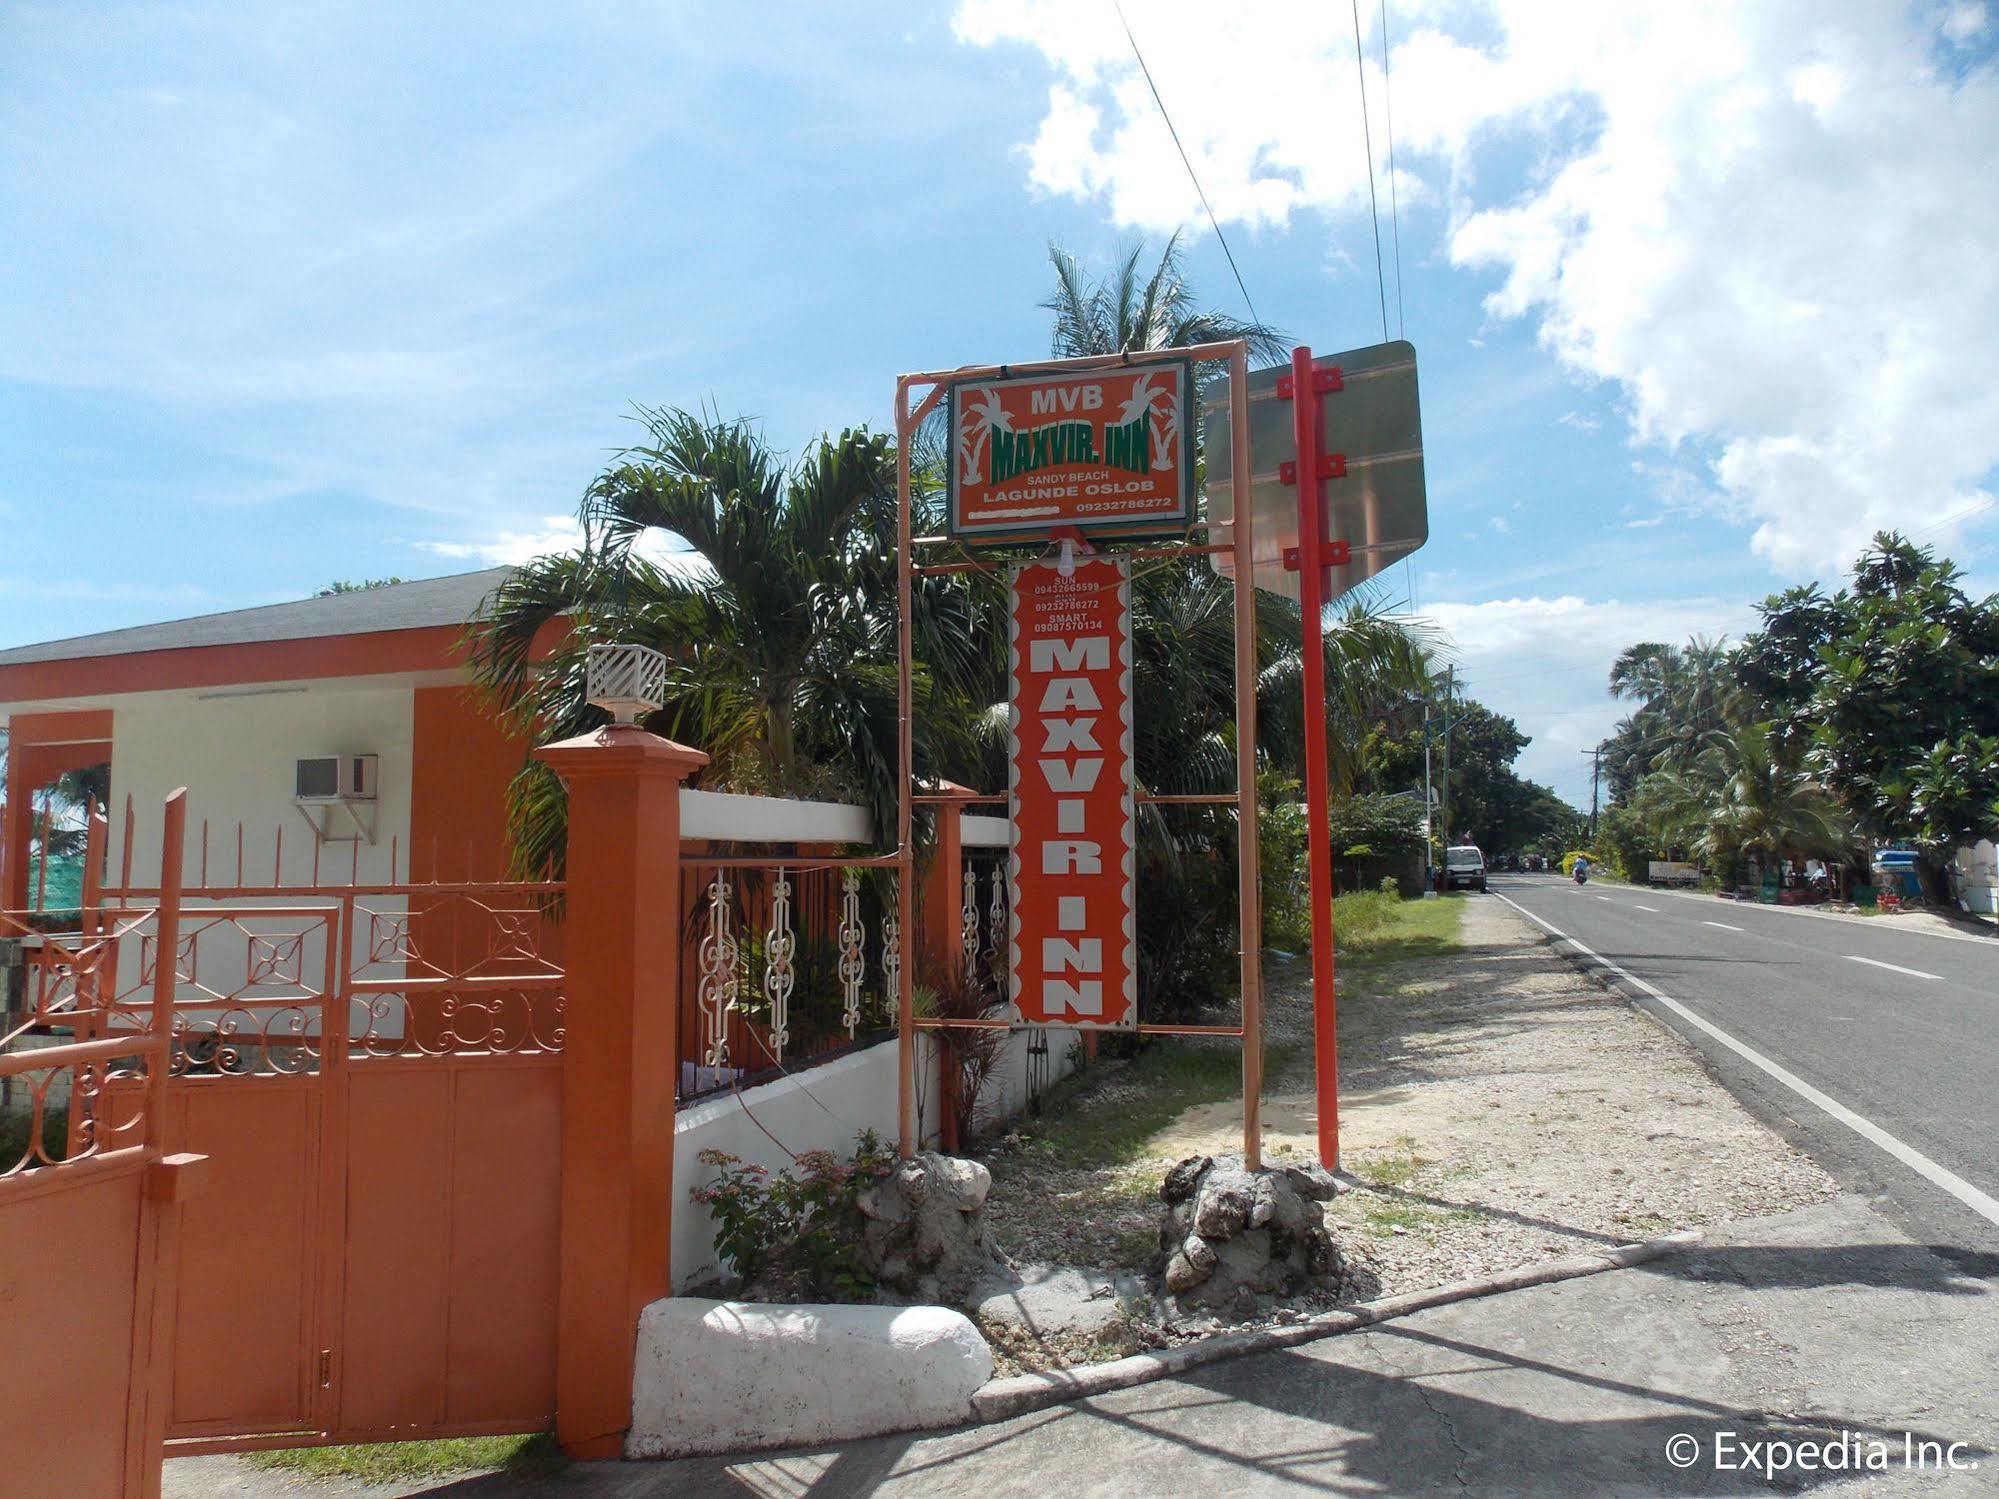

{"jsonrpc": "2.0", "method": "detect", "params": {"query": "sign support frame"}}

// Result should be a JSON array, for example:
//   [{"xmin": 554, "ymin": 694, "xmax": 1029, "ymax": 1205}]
[
  {"xmin": 1279, "ymin": 344, "xmax": 1343, "ymax": 1172},
  {"xmin": 893, "ymin": 340, "xmax": 1263, "ymax": 1169}
]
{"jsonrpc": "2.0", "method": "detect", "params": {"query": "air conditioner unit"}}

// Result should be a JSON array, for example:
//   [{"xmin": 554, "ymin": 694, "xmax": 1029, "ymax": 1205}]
[{"xmin": 295, "ymin": 754, "xmax": 378, "ymax": 803}]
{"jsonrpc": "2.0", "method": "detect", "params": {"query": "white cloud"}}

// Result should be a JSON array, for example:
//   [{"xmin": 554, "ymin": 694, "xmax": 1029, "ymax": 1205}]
[
  {"xmin": 1943, "ymin": 4, "xmax": 1989, "ymax": 44},
  {"xmin": 414, "ymin": 515, "xmax": 705, "ymax": 576},
  {"xmin": 956, "ymin": 1, "xmax": 1999, "ymax": 576},
  {"xmin": 1418, "ymin": 593, "xmax": 1758, "ymax": 804}
]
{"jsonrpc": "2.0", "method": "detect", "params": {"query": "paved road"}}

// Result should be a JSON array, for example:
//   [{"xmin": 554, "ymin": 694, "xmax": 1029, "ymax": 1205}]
[{"xmin": 1489, "ymin": 873, "xmax": 1999, "ymax": 1258}]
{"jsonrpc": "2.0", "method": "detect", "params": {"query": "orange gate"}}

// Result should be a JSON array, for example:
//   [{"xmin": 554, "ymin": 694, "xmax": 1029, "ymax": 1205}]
[
  {"xmin": 2, "ymin": 800, "xmax": 198, "ymax": 1498},
  {"xmin": 87, "ymin": 802, "xmax": 568, "ymax": 1454}
]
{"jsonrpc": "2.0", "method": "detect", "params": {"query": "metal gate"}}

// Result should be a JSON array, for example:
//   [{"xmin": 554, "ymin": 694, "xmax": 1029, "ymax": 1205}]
[
  {"xmin": 2, "ymin": 802, "xmax": 193, "ymax": 1498},
  {"xmin": 89, "ymin": 800, "xmax": 568, "ymax": 1454}
]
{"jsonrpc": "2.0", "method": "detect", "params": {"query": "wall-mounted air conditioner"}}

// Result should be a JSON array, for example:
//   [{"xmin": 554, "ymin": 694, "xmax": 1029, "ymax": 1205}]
[
  {"xmin": 293, "ymin": 754, "xmax": 379, "ymax": 843},
  {"xmin": 295, "ymin": 754, "xmax": 378, "ymax": 803}
]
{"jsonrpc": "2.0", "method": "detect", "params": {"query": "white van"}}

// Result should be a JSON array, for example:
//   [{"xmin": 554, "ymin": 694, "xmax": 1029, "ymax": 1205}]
[{"xmin": 1444, "ymin": 844, "xmax": 1487, "ymax": 892}]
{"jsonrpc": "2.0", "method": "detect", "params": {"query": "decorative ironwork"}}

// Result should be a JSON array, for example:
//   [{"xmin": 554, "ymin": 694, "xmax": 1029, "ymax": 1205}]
[
  {"xmin": 697, "ymin": 876, "xmax": 740, "ymax": 1067},
  {"xmin": 984, "ymin": 864, "xmax": 1005, "ymax": 971},
  {"xmin": 838, "ymin": 868, "xmax": 865, "ymax": 1038},
  {"xmin": 763, "ymin": 869, "xmax": 796, "ymax": 1060},
  {"xmin": 881, "ymin": 906, "xmax": 901, "ymax": 1019},
  {"xmin": 961, "ymin": 860, "xmax": 980, "ymax": 976}
]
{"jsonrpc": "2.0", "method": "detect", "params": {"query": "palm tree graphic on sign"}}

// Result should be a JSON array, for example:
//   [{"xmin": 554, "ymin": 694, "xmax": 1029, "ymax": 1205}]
[
  {"xmin": 959, "ymin": 389, "xmax": 1012, "ymax": 486},
  {"xmin": 1116, "ymin": 373, "xmax": 1177, "ymax": 472}
]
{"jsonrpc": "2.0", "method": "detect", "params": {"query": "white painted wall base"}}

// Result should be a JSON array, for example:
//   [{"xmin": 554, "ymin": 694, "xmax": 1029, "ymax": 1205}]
[
  {"xmin": 672, "ymin": 1029, "xmax": 1079, "ymax": 1290},
  {"xmin": 625, "ymin": 1298, "xmax": 993, "ymax": 1459}
]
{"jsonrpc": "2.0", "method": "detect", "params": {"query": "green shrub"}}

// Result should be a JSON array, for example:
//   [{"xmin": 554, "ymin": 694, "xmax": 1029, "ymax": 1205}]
[{"xmin": 690, "ymin": 1130, "xmax": 896, "ymax": 1301}]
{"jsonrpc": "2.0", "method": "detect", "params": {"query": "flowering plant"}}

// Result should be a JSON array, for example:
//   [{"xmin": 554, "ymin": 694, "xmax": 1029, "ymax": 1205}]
[{"xmin": 690, "ymin": 1130, "xmax": 896, "ymax": 1300}]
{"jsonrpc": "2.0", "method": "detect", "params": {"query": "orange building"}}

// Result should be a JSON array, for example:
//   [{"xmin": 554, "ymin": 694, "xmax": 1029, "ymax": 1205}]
[{"xmin": 0, "ymin": 570, "xmax": 542, "ymax": 904}]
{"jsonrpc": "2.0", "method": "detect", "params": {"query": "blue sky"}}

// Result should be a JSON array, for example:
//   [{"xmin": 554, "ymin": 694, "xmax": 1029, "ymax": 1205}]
[{"xmin": 4, "ymin": 1, "xmax": 1995, "ymax": 809}]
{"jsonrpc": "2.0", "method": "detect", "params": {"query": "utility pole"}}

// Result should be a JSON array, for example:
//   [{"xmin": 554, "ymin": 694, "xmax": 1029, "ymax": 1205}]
[
  {"xmin": 1422, "ymin": 696, "xmax": 1434, "ymax": 885},
  {"xmin": 1583, "ymin": 743, "xmax": 1604, "ymax": 840},
  {"xmin": 1438, "ymin": 666, "xmax": 1454, "ymax": 867}
]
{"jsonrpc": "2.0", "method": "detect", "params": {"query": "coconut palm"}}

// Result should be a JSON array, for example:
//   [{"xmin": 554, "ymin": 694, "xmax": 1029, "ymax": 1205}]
[
  {"xmin": 468, "ymin": 408, "xmax": 998, "ymax": 876},
  {"xmin": 1043, "ymin": 235, "xmax": 1290, "ymax": 371},
  {"xmin": 1659, "ymin": 720, "xmax": 1854, "ymax": 875}
]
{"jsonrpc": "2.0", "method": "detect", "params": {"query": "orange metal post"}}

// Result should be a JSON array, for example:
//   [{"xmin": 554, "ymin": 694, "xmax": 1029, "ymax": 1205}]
[
  {"xmin": 918, "ymin": 785, "xmax": 974, "ymax": 1153},
  {"xmin": 534, "ymin": 725, "xmax": 707, "ymax": 1460},
  {"xmin": 894, "ymin": 379, "xmax": 918, "ymax": 1156},
  {"xmin": 1228, "ymin": 342, "xmax": 1264, "ymax": 1171}
]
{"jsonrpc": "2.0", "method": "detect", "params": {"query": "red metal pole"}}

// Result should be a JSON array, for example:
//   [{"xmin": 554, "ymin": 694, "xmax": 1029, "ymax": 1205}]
[{"xmin": 1287, "ymin": 345, "xmax": 1340, "ymax": 1172}]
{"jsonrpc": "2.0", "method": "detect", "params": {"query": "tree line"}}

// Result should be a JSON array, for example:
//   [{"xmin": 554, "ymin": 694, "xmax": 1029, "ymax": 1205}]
[{"xmin": 1596, "ymin": 533, "xmax": 1999, "ymax": 898}]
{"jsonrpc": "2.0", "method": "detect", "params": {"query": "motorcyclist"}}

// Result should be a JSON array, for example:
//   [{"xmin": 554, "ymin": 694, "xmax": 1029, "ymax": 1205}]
[{"xmin": 1573, "ymin": 855, "xmax": 1590, "ymax": 885}]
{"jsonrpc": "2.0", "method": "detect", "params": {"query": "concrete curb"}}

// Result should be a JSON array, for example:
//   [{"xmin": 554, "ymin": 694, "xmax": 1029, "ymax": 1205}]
[{"xmin": 969, "ymin": 1229, "xmax": 1702, "ymax": 1423}]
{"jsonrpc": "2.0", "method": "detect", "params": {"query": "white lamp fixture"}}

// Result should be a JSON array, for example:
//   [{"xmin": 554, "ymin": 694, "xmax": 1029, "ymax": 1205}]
[{"xmin": 586, "ymin": 643, "xmax": 667, "ymax": 726}]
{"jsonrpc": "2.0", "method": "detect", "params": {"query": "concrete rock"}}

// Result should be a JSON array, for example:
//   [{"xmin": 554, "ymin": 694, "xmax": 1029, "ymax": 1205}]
[
  {"xmin": 1162, "ymin": 1154, "xmax": 1211, "ymax": 1205},
  {"xmin": 974, "ymin": 1265, "xmax": 1149, "ymax": 1340},
  {"xmin": 1164, "ymin": 1251, "xmax": 1208, "ymax": 1294},
  {"xmin": 1156, "ymin": 1153, "xmax": 1347, "ymax": 1314},
  {"xmin": 1282, "ymin": 1163, "xmax": 1345, "ymax": 1201},
  {"xmin": 626, "ymin": 1298, "xmax": 992, "ymax": 1459},
  {"xmin": 857, "ymin": 1151, "xmax": 1006, "ymax": 1305}
]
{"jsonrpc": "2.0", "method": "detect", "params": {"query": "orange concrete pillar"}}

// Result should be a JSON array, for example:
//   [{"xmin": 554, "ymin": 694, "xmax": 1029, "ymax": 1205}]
[{"xmin": 534, "ymin": 724, "xmax": 707, "ymax": 1460}]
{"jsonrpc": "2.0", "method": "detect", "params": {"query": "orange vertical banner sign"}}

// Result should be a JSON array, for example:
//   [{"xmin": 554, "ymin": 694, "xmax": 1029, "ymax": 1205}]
[{"xmin": 1007, "ymin": 555, "xmax": 1137, "ymax": 1030}]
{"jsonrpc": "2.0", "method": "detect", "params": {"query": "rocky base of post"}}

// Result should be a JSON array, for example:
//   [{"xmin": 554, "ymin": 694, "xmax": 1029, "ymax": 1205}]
[
  {"xmin": 1157, "ymin": 1154, "xmax": 1348, "ymax": 1313},
  {"xmin": 858, "ymin": 1152, "xmax": 1008, "ymax": 1305}
]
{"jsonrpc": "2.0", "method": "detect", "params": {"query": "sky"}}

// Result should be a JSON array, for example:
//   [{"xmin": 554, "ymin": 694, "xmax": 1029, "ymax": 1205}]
[{"xmin": 3, "ymin": 0, "xmax": 1996, "ymax": 810}]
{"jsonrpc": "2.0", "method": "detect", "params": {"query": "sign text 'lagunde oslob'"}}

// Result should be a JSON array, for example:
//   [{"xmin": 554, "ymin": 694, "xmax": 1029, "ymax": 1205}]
[{"xmin": 1006, "ymin": 556, "xmax": 1137, "ymax": 1030}]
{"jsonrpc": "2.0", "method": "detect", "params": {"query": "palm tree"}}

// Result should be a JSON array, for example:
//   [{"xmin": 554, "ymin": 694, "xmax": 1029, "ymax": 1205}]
[
  {"xmin": 1043, "ymin": 235, "xmax": 1290, "ymax": 371},
  {"xmin": 468, "ymin": 408, "xmax": 997, "ymax": 875},
  {"xmin": 1659, "ymin": 721, "xmax": 1854, "ymax": 877}
]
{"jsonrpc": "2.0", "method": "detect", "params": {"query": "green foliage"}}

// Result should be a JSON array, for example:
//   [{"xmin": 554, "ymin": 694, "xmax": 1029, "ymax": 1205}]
[
  {"xmin": 1359, "ymin": 690, "xmax": 1581, "ymax": 856},
  {"xmin": 1741, "ymin": 532, "xmax": 1999, "ymax": 869},
  {"xmin": 249, "ymin": 1434, "xmax": 561, "ymax": 1483},
  {"xmin": 316, "ymin": 577, "xmax": 406, "ymax": 596},
  {"xmin": 689, "ymin": 1130, "xmax": 897, "ymax": 1301},
  {"xmin": 468, "ymin": 413, "xmax": 999, "ymax": 872}
]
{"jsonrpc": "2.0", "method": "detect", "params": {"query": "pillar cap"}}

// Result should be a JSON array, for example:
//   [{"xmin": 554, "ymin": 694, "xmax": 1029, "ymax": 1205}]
[
  {"xmin": 534, "ymin": 724, "xmax": 709, "ymax": 781},
  {"xmin": 918, "ymin": 777, "xmax": 981, "ymax": 801}
]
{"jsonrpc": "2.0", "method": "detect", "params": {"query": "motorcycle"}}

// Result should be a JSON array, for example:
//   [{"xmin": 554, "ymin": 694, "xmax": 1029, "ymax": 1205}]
[{"xmin": 1573, "ymin": 863, "xmax": 1589, "ymax": 885}]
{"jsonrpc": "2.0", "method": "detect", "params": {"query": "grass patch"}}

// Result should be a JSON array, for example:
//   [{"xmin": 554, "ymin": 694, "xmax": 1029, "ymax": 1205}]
[
  {"xmin": 247, "ymin": 1432, "xmax": 562, "ymax": 1484},
  {"xmin": 1337, "ymin": 892, "xmax": 1464, "ymax": 967},
  {"xmin": 1357, "ymin": 1197, "xmax": 1479, "ymax": 1236},
  {"xmin": 1013, "ymin": 1038, "xmax": 1298, "ymax": 1172},
  {"xmin": 1352, "ymin": 1144, "xmax": 1429, "ymax": 1188}
]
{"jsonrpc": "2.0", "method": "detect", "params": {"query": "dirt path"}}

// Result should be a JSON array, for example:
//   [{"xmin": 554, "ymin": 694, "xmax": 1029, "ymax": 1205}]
[{"xmin": 983, "ymin": 895, "xmax": 1836, "ymax": 1330}]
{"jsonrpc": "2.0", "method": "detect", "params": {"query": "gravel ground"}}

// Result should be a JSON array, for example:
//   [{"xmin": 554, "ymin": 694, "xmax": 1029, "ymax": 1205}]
[{"xmin": 975, "ymin": 894, "xmax": 1836, "ymax": 1366}]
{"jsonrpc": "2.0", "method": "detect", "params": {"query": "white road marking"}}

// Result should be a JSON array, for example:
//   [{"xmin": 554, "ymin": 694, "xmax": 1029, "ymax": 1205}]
[
  {"xmin": 1703, "ymin": 920, "xmax": 1744, "ymax": 932},
  {"xmin": 1846, "ymin": 955, "xmax": 1944, "ymax": 982},
  {"xmin": 1634, "ymin": 904, "xmax": 1661, "ymax": 913},
  {"xmin": 1595, "ymin": 895, "xmax": 1612, "ymax": 902},
  {"xmin": 1493, "ymin": 891, "xmax": 1999, "ymax": 1232}
]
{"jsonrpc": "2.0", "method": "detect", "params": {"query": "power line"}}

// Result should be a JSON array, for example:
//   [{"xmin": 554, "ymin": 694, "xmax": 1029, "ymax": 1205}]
[
  {"xmin": 1379, "ymin": 0, "xmax": 1406, "ymax": 340},
  {"xmin": 1113, "ymin": 2, "xmax": 1262, "ymax": 327},
  {"xmin": 1349, "ymin": 0, "xmax": 1389, "ymax": 341}
]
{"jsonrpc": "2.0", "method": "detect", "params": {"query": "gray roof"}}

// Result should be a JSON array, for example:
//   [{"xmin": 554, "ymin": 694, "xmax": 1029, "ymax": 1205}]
[{"xmin": 0, "ymin": 568, "xmax": 514, "ymax": 666}]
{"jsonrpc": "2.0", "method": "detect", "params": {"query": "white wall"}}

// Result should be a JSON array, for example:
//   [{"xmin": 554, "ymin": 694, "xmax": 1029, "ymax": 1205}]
[
  {"xmin": 671, "ymin": 1026, "xmax": 1078, "ymax": 1291},
  {"xmin": 1954, "ymin": 839, "xmax": 1998, "ymax": 916},
  {"xmin": 108, "ymin": 683, "xmax": 414, "ymax": 889},
  {"xmin": 101, "ymin": 684, "xmax": 417, "ymax": 1041}
]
